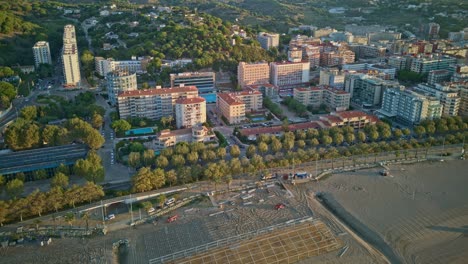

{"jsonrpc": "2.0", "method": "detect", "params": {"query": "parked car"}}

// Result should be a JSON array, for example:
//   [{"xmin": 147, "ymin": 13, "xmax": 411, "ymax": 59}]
[
  {"xmin": 164, "ymin": 198, "xmax": 176, "ymax": 206},
  {"xmin": 147, "ymin": 207, "xmax": 155, "ymax": 213},
  {"xmin": 105, "ymin": 214, "xmax": 115, "ymax": 220},
  {"xmin": 275, "ymin": 203, "xmax": 285, "ymax": 210}
]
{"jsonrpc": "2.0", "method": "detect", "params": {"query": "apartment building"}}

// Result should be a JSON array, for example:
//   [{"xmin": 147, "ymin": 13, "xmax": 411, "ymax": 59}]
[
  {"xmin": 237, "ymin": 62, "xmax": 270, "ymax": 87},
  {"xmin": 345, "ymin": 74, "xmax": 401, "ymax": 106},
  {"xmin": 415, "ymin": 83, "xmax": 460, "ymax": 116},
  {"xmin": 216, "ymin": 93, "xmax": 246, "ymax": 124},
  {"xmin": 107, "ymin": 71, "xmax": 137, "ymax": 105},
  {"xmin": 62, "ymin": 25, "xmax": 81, "ymax": 87},
  {"xmin": 458, "ymin": 83, "xmax": 468, "ymax": 116},
  {"xmin": 95, "ymin": 57, "xmax": 146, "ymax": 77},
  {"xmin": 294, "ymin": 86, "xmax": 350, "ymax": 111},
  {"xmin": 232, "ymin": 89, "xmax": 263, "ymax": 112},
  {"xmin": 257, "ymin": 32, "xmax": 280, "ymax": 50},
  {"xmin": 319, "ymin": 68, "xmax": 345, "ymax": 88},
  {"xmin": 387, "ymin": 56, "xmax": 410, "ymax": 71},
  {"xmin": 410, "ymin": 54, "xmax": 457, "ymax": 74},
  {"xmin": 170, "ymin": 72, "xmax": 215, "ymax": 94},
  {"xmin": 302, "ymin": 45, "xmax": 321, "ymax": 68},
  {"xmin": 427, "ymin": 70, "xmax": 452, "ymax": 84},
  {"xmin": 288, "ymin": 47, "xmax": 303, "ymax": 62},
  {"xmin": 379, "ymin": 87, "xmax": 442, "ymax": 125},
  {"xmin": 270, "ymin": 61, "xmax": 310, "ymax": 94},
  {"xmin": 32, "ymin": 41, "xmax": 52, "ymax": 68},
  {"xmin": 245, "ymin": 84, "xmax": 279, "ymax": 100},
  {"xmin": 175, "ymin": 97, "xmax": 207, "ymax": 129},
  {"xmin": 151, "ymin": 126, "xmax": 215, "ymax": 150},
  {"xmin": 349, "ymin": 44, "xmax": 386, "ymax": 59},
  {"xmin": 117, "ymin": 86, "xmax": 199, "ymax": 120}
]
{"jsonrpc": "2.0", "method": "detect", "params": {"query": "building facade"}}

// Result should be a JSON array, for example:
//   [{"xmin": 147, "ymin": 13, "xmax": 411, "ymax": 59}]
[
  {"xmin": 62, "ymin": 25, "xmax": 81, "ymax": 87},
  {"xmin": 107, "ymin": 71, "xmax": 138, "ymax": 105},
  {"xmin": 270, "ymin": 61, "xmax": 310, "ymax": 94},
  {"xmin": 257, "ymin": 32, "xmax": 280, "ymax": 50},
  {"xmin": 379, "ymin": 88, "xmax": 443, "ymax": 125},
  {"xmin": 410, "ymin": 55, "xmax": 457, "ymax": 74},
  {"xmin": 216, "ymin": 93, "xmax": 246, "ymax": 124},
  {"xmin": 345, "ymin": 74, "xmax": 401, "ymax": 106},
  {"xmin": 415, "ymin": 83, "xmax": 460, "ymax": 116},
  {"xmin": 150, "ymin": 126, "xmax": 215, "ymax": 150},
  {"xmin": 170, "ymin": 72, "xmax": 215, "ymax": 94},
  {"xmin": 319, "ymin": 68, "xmax": 345, "ymax": 88},
  {"xmin": 117, "ymin": 86, "xmax": 199, "ymax": 120},
  {"xmin": 294, "ymin": 86, "xmax": 350, "ymax": 111},
  {"xmin": 175, "ymin": 97, "xmax": 207, "ymax": 129},
  {"xmin": 237, "ymin": 62, "xmax": 270, "ymax": 87},
  {"xmin": 32, "ymin": 41, "xmax": 52, "ymax": 68}
]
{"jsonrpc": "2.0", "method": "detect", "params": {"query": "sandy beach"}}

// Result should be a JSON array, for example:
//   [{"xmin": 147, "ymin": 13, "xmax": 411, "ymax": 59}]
[{"xmin": 299, "ymin": 159, "xmax": 468, "ymax": 263}]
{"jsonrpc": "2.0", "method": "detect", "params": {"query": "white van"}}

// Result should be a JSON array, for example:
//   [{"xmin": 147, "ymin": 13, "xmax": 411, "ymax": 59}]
[{"xmin": 164, "ymin": 198, "xmax": 175, "ymax": 206}]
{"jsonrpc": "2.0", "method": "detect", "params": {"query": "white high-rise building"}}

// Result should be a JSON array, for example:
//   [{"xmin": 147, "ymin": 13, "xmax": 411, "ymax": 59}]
[
  {"xmin": 32, "ymin": 41, "xmax": 52, "ymax": 68},
  {"xmin": 107, "ymin": 71, "xmax": 138, "ymax": 105},
  {"xmin": 62, "ymin": 25, "xmax": 81, "ymax": 87},
  {"xmin": 175, "ymin": 97, "xmax": 207, "ymax": 129}
]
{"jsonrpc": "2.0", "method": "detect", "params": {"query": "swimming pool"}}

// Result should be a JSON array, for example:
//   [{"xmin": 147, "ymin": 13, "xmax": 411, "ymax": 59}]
[
  {"xmin": 251, "ymin": 117, "xmax": 266, "ymax": 122},
  {"xmin": 200, "ymin": 93, "xmax": 217, "ymax": 103},
  {"xmin": 125, "ymin": 127, "xmax": 154, "ymax": 136}
]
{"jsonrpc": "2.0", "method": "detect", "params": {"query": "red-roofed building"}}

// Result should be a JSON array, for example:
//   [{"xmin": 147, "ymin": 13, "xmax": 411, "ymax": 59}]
[
  {"xmin": 117, "ymin": 86, "xmax": 199, "ymax": 120},
  {"xmin": 175, "ymin": 97, "xmax": 206, "ymax": 129},
  {"xmin": 320, "ymin": 111, "xmax": 378, "ymax": 129},
  {"xmin": 217, "ymin": 93, "xmax": 246, "ymax": 124},
  {"xmin": 240, "ymin": 110, "xmax": 378, "ymax": 140}
]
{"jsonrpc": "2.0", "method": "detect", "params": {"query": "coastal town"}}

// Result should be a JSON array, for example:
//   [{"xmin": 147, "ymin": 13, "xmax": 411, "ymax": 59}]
[{"xmin": 0, "ymin": 0, "xmax": 467, "ymax": 263}]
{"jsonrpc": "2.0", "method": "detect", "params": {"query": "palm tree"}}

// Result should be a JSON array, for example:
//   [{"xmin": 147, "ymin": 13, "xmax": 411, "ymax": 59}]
[
  {"xmin": 64, "ymin": 212, "xmax": 75, "ymax": 228},
  {"xmin": 82, "ymin": 211, "xmax": 90, "ymax": 232}
]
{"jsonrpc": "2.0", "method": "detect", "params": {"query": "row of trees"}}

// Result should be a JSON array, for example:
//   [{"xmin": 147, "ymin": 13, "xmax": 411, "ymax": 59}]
[
  {"xmin": 5, "ymin": 116, "xmax": 104, "ymax": 150},
  {"xmin": 130, "ymin": 131, "xmax": 467, "ymax": 194},
  {"xmin": 282, "ymin": 97, "xmax": 308, "ymax": 116},
  {"xmin": 126, "ymin": 141, "xmax": 233, "ymax": 170},
  {"xmin": 263, "ymin": 97, "xmax": 283, "ymax": 118},
  {"xmin": 0, "ymin": 81, "xmax": 16, "ymax": 110},
  {"xmin": 0, "ymin": 182, "xmax": 104, "ymax": 226}
]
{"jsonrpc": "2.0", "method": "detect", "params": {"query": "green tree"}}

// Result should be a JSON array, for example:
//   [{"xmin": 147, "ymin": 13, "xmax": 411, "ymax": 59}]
[
  {"xmin": 186, "ymin": 151, "xmax": 199, "ymax": 165},
  {"xmin": 28, "ymin": 189, "xmax": 46, "ymax": 216},
  {"xmin": 357, "ymin": 131, "xmax": 366, "ymax": 143},
  {"xmin": 166, "ymin": 170, "xmax": 177, "ymax": 187},
  {"xmin": 64, "ymin": 212, "xmax": 75, "ymax": 227},
  {"xmin": 333, "ymin": 133, "xmax": 344, "ymax": 145},
  {"xmin": 402, "ymin": 128, "xmax": 411, "ymax": 136},
  {"xmin": 345, "ymin": 133, "xmax": 355, "ymax": 144},
  {"xmin": 6, "ymin": 179, "xmax": 24, "ymax": 199},
  {"xmin": 47, "ymin": 187, "xmax": 64, "ymax": 213},
  {"xmin": 246, "ymin": 145, "xmax": 257, "ymax": 158},
  {"xmin": 230, "ymin": 145, "xmax": 241, "ymax": 157},
  {"xmin": 393, "ymin": 128, "xmax": 403, "ymax": 138},
  {"xmin": 270, "ymin": 138, "xmax": 282, "ymax": 152},
  {"xmin": 20, "ymin": 106, "xmax": 37, "ymax": 120},
  {"xmin": 155, "ymin": 155, "xmax": 169, "ymax": 168},
  {"xmin": 258, "ymin": 142, "xmax": 269, "ymax": 154},
  {"xmin": 141, "ymin": 201, "xmax": 153, "ymax": 212},
  {"xmin": 320, "ymin": 135, "xmax": 332, "ymax": 146},
  {"xmin": 216, "ymin": 147, "xmax": 227, "ymax": 159},
  {"xmin": 91, "ymin": 112, "xmax": 104, "ymax": 129},
  {"xmin": 151, "ymin": 168, "xmax": 166, "ymax": 189},
  {"xmin": 142, "ymin": 149, "xmax": 155, "ymax": 166},
  {"xmin": 0, "ymin": 81, "xmax": 16, "ymax": 109},
  {"xmin": 0, "ymin": 201, "xmax": 8, "ymax": 226},
  {"xmin": 51, "ymin": 172, "xmax": 69, "ymax": 189},
  {"xmin": 414, "ymin": 126, "xmax": 426, "ymax": 138},
  {"xmin": 132, "ymin": 167, "xmax": 153, "ymax": 193},
  {"xmin": 171, "ymin": 154, "xmax": 185, "ymax": 168},
  {"xmin": 111, "ymin": 119, "xmax": 131, "ymax": 133},
  {"xmin": 128, "ymin": 152, "xmax": 142, "ymax": 169}
]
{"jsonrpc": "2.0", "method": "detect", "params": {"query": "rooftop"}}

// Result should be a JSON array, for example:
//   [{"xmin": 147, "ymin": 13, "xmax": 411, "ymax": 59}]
[
  {"xmin": 0, "ymin": 144, "xmax": 88, "ymax": 176},
  {"xmin": 175, "ymin": 97, "xmax": 206, "ymax": 104},
  {"xmin": 217, "ymin": 93, "xmax": 243, "ymax": 106},
  {"xmin": 118, "ymin": 86, "xmax": 198, "ymax": 97}
]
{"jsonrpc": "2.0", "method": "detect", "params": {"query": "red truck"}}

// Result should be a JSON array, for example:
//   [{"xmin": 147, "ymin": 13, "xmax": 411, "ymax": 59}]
[{"xmin": 167, "ymin": 215, "xmax": 178, "ymax": 223}]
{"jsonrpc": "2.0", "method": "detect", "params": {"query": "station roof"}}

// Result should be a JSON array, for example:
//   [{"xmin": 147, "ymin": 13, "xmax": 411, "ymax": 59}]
[{"xmin": 0, "ymin": 144, "xmax": 88, "ymax": 175}]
